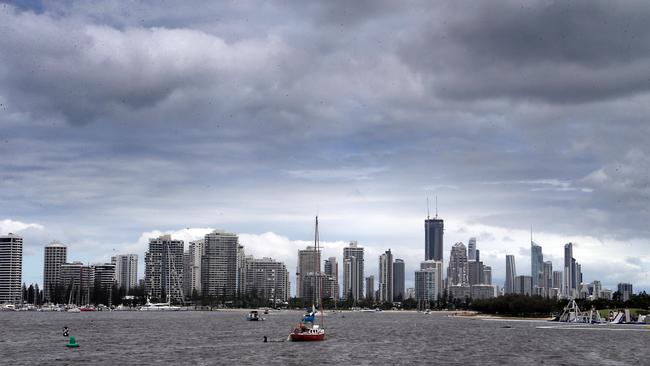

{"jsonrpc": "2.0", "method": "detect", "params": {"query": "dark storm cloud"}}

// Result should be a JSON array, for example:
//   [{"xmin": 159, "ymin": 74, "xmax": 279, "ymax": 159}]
[{"xmin": 400, "ymin": 1, "xmax": 650, "ymax": 103}]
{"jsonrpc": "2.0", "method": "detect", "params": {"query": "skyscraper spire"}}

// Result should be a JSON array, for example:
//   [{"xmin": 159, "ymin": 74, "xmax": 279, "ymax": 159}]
[
  {"xmin": 426, "ymin": 196, "xmax": 430, "ymax": 220},
  {"xmin": 435, "ymin": 195, "xmax": 438, "ymax": 219}
]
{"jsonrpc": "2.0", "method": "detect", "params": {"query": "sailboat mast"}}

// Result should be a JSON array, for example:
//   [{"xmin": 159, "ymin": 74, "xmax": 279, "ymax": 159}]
[{"xmin": 315, "ymin": 216, "xmax": 324, "ymax": 328}]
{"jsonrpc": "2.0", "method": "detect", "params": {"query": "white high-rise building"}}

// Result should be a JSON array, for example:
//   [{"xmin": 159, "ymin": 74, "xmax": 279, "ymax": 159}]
[
  {"xmin": 201, "ymin": 230, "xmax": 238, "ymax": 300},
  {"xmin": 467, "ymin": 237, "xmax": 477, "ymax": 261},
  {"xmin": 379, "ymin": 249, "xmax": 394, "ymax": 303},
  {"xmin": 145, "ymin": 235, "xmax": 184, "ymax": 302},
  {"xmin": 505, "ymin": 255, "xmax": 516, "ymax": 294},
  {"xmin": 297, "ymin": 246, "xmax": 321, "ymax": 300},
  {"xmin": 242, "ymin": 256, "xmax": 290, "ymax": 303},
  {"xmin": 343, "ymin": 241, "xmax": 364, "ymax": 301},
  {"xmin": 184, "ymin": 240, "xmax": 203, "ymax": 296},
  {"xmin": 415, "ymin": 260, "xmax": 443, "ymax": 302},
  {"xmin": 324, "ymin": 257, "xmax": 339, "ymax": 300},
  {"xmin": 111, "ymin": 254, "xmax": 138, "ymax": 292},
  {"xmin": 43, "ymin": 241, "xmax": 67, "ymax": 302},
  {"xmin": 0, "ymin": 234, "xmax": 22, "ymax": 304},
  {"xmin": 447, "ymin": 242, "xmax": 468, "ymax": 286}
]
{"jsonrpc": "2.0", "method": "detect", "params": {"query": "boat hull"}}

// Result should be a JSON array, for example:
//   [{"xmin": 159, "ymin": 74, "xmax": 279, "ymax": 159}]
[{"xmin": 289, "ymin": 331, "xmax": 325, "ymax": 342}]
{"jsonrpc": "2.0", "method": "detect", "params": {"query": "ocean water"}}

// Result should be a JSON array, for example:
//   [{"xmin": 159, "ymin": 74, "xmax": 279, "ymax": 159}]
[{"xmin": 0, "ymin": 310, "xmax": 647, "ymax": 365}]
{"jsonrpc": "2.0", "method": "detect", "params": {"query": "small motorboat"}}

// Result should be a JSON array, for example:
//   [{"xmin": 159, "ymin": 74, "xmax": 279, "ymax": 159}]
[
  {"xmin": 79, "ymin": 305, "xmax": 96, "ymax": 312},
  {"xmin": 247, "ymin": 310, "xmax": 261, "ymax": 321}
]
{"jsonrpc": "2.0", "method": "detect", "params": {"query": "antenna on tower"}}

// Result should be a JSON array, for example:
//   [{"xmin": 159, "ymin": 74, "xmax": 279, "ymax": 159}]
[
  {"xmin": 427, "ymin": 196, "xmax": 430, "ymax": 219},
  {"xmin": 435, "ymin": 196, "xmax": 438, "ymax": 219},
  {"xmin": 530, "ymin": 225, "xmax": 533, "ymax": 245}
]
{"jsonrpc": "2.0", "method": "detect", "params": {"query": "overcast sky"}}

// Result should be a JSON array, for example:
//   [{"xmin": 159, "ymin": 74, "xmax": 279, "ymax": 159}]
[{"xmin": 1, "ymin": 1, "xmax": 649, "ymax": 294}]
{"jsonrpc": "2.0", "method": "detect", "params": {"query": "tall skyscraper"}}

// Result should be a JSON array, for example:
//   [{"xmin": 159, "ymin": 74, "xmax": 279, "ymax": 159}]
[
  {"xmin": 618, "ymin": 283, "xmax": 633, "ymax": 302},
  {"xmin": 531, "ymin": 241, "xmax": 543, "ymax": 287},
  {"xmin": 111, "ymin": 254, "xmax": 138, "ymax": 292},
  {"xmin": 505, "ymin": 255, "xmax": 516, "ymax": 294},
  {"xmin": 324, "ymin": 257, "xmax": 339, "ymax": 301},
  {"xmin": 542, "ymin": 261, "xmax": 553, "ymax": 289},
  {"xmin": 365, "ymin": 276, "xmax": 375, "ymax": 301},
  {"xmin": 60, "ymin": 261, "xmax": 93, "ymax": 305},
  {"xmin": 468, "ymin": 260, "xmax": 484, "ymax": 285},
  {"xmin": 552, "ymin": 271, "xmax": 563, "ymax": 290},
  {"xmin": 515, "ymin": 275, "xmax": 533, "ymax": 295},
  {"xmin": 43, "ymin": 240, "xmax": 67, "ymax": 302},
  {"xmin": 201, "ymin": 230, "xmax": 238, "ymax": 301},
  {"xmin": 242, "ymin": 256, "xmax": 290, "ymax": 303},
  {"xmin": 467, "ymin": 237, "xmax": 477, "ymax": 262},
  {"xmin": 379, "ymin": 249, "xmax": 394, "ymax": 303},
  {"xmin": 447, "ymin": 242, "xmax": 468, "ymax": 286},
  {"xmin": 94, "ymin": 263, "xmax": 116, "ymax": 291},
  {"xmin": 296, "ymin": 246, "xmax": 321, "ymax": 300},
  {"xmin": 0, "ymin": 233, "xmax": 22, "ymax": 304},
  {"xmin": 393, "ymin": 259, "xmax": 405, "ymax": 301},
  {"xmin": 415, "ymin": 260, "xmax": 443, "ymax": 302},
  {"xmin": 145, "ymin": 234, "xmax": 184, "ymax": 302},
  {"xmin": 343, "ymin": 241, "xmax": 364, "ymax": 301},
  {"xmin": 563, "ymin": 243, "xmax": 582, "ymax": 297},
  {"xmin": 425, "ymin": 218, "xmax": 444, "ymax": 261}
]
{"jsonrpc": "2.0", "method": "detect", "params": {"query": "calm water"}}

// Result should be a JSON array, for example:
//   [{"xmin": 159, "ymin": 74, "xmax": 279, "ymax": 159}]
[{"xmin": 1, "ymin": 310, "xmax": 647, "ymax": 365}]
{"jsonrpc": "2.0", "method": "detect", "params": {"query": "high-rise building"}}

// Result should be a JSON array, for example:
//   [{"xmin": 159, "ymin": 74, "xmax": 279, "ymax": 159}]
[
  {"xmin": 415, "ymin": 260, "xmax": 443, "ymax": 302},
  {"xmin": 447, "ymin": 242, "xmax": 468, "ymax": 286},
  {"xmin": 60, "ymin": 262, "xmax": 93, "ymax": 305},
  {"xmin": 505, "ymin": 255, "xmax": 516, "ymax": 294},
  {"xmin": 242, "ymin": 256, "xmax": 290, "ymax": 303},
  {"xmin": 591, "ymin": 280, "xmax": 602, "ymax": 299},
  {"xmin": 144, "ymin": 235, "xmax": 184, "ymax": 302},
  {"xmin": 379, "ymin": 249, "xmax": 394, "ymax": 303},
  {"xmin": 183, "ymin": 240, "xmax": 203, "ymax": 297},
  {"xmin": 0, "ymin": 234, "xmax": 22, "ymax": 304},
  {"xmin": 201, "ymin": 230, "xmax": 238, "ymax": 301},
  {"xmin": 542, "ymin": 261, "xmax": 553, "ymax": 290},
  {"xmin": 111, "ymin": 254, "xmax": 138, "ymax": 292},
  {"xmin": 618, "ymin": 283, "xmax": 633, "ymax": 302},
  {"xmin": 43, "ymin": 240, "xmax": 67, "ymax": 302},
  {"xmin": 514, "ymin": 275, "xmax": 533, "ymax": 296},
  {"xmin": 468, "ymin": 260, "xmax": 484, "ymax": 286},
  {"xmin": 552, "ymin": 271, "xmax": 563, "ymax": 290},
  {"xmin": 343, "ymin": 241, "xmax": 364, "ymax": 301},
  {"xmin": 425, "ymin": 218, "xmax": 444, "ymax": 261},
  {"xmin": 393, "ymin": 259, "xmax": 405, "ymax": 301},
  {"xmin": 324, "ymin": 257, "xmax": 339, "ymax": 301},
  {"xmin": 471, "ymin": 284, "xmax": 496, "ymax": 300},
  {"xmin": 467, "ymin": 237, "xmax": 477, "ymax": 262},
  {"xmin": 94, "ymin": 263, "xmax": 116, "ymax": 290},
  {"xmin": 297, "ymin": 246, "xmax": 321, "ymax": 301},
  {"xmin": 365, "ymin": 276, "xmax": 375, "ymax": 301},
  {"xmin": 564, "ymin": 243, "xmax": 574, "ymax": 297},
  {"xmin": 483, "ymin": 266, "xmax": 492, "ymax": 285},
  {"xmin": 531, "ymin": 241, "xmax": 543, "ymax": 287}
]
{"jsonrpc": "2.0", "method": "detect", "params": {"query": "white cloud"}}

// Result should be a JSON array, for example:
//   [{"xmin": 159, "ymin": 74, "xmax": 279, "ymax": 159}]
[{"xmin": 0, "ymin": 219, "xmax": 44, "ymax": 235}]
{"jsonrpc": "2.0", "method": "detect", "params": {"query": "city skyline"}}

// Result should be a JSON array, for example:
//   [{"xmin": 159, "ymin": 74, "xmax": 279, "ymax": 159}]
[{"xmin": 2, "ymin": 1, "xmax": 650, "ymax": 293}]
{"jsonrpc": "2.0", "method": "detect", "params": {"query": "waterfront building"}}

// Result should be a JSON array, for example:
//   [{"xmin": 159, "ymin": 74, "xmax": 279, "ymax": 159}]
[
  {"xmin": 296, "ymin": 246, "xmax": 321, "ymax": 299},
  {"xmin": 542, "ymin": 261, "xmax": 553, "ymax": 290},
  {"xmin": 617, "ymin": 283, "xmax": 633, "ymax": 302},
  {"xmin": 514, "ymin": 275, "xmax": 533, "ymax": 296},
  {"xmin": 425, "ymin": 217, "xmax": 444, "ymax": 261},
  {"xmin": 504, "ymin": 255, "xmax": 516, "ymax": 294},
  {"xmin": 201, "ymin": 230, "xmax": 238, "ymax": 301},
  {"xmin": 415, "ymin": 260, "xmax": 443, "ymax": 302},
  {"xmin": 467, "ymin": 237, "xmax": 477, "ymax": 262},
  {"xmin": 531, "ymin": 241, "xmax": 543, "ymax": 287},
  {"xmin": 365, "ymin": 276, "xmax": 375, "ymax": 301},
  {"xmin": 242, "ymin": 256, "xmax": 290, "ymax": 303},
  {"xmin": 579, "ymin": 284, "xmax": 590, "ymax": 299},
  {"xmin": 324, "ymin": 257, "xmax": 339, "ymax": 300},
  {"xmin": 0, "ymin": 233, "xmax": 22, "ymax": 304},
  {"xmin": 144, "ymin": 235, "xmax": 184, "ymax": 302},
  {"xmin": 563, "ymin": 243, "xmax": 582, "ymax": 298},
  {"xmin": 447, "ymin": 242, "xmax": 468, "ymax": 286},
  {"xmin": 60, "ymin": 262, "xmax": 93, "ymax": 305},
  {"xmin": 111, "ymin": 254, "xmax": 138, "ymax": 292},
  {"xmin": 405, "ymin": 287, "xmax": 415, "ymax": 299},
  {"xmin": 449, "ymin": 284, "xmax": 471, "ymax": 300},
  {"xmin": 43, "ymin": 240, "xmax": 67, "ymax": 302},
  {"xmin": 393, "ymin": 259, "xmax": 405, "ymax": 301},
  {"xmin": 471, "ymin": 284, "xmax": 495, "ymax": 300},
  {"xmin": 379, "ymin": 249, "xmax": 394, "ymax": 303},
  {"xmin": 94, "ymin": 263, "xmax": 116, "ymax": 298},
  {"xmin": 343, "ymin": 241, "xmax": 364, "ymax": 301},
  {"xmin": 301, "ymin": 272, "xmax": 334, "ymax": 306},
  {"xmin": 483, "ymin": 266, "xmax": 492, "ymax": 285}
]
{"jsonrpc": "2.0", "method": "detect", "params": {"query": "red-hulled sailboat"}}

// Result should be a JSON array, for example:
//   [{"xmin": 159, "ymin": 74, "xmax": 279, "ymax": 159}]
[{"xmin": 289, "ymin": 216, "xmax": 326, "ymax": 342}]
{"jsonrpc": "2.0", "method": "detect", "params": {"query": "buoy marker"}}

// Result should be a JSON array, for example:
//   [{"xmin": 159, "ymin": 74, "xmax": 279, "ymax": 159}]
[{"xmin": 66, "ymin": 336, "xmax": 80, "ymax": 348}]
